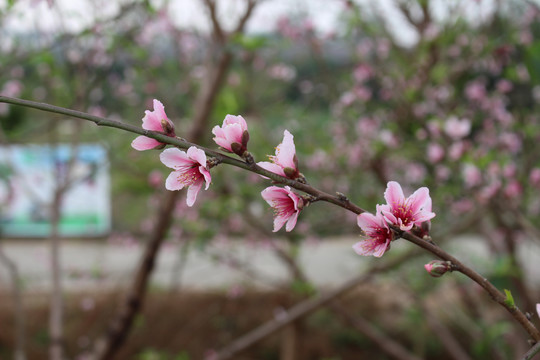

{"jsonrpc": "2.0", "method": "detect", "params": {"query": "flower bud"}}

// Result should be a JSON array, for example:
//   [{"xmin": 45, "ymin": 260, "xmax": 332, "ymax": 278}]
[
  {"xmin": 230, "ymin": 142, "xmax": 245, "ymax": 157},
  {"xmin": 424, "ymin": 260, "xmax": 451, "ymax": 278},
  {"xmin": 161, "ymin": 118, "xmax": 175, "ymax": 135},
  {"xmin": 283, "ymin": 166, "xmax": 299, "ymax": 179},
  {"xmin": 241, "ymin": 129, "xmax": 250, "ymax": 148}
]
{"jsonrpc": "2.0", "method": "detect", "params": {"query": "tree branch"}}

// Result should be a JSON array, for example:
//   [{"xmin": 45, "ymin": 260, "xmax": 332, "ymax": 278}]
[{"xmin": 0, "ymin": 96, "xmax": 367, "ymax": 216}]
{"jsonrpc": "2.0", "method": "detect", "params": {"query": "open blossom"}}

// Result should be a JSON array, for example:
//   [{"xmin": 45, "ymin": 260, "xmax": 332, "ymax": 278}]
[
  {"xmin": 257, "ymin": 130, "xmax": 300, "ymax": 179},
  {"xmin": 212, "ymin": 114, "xmax": 249, "ymax": 156},
  {"xmin": 261, "ymin": 186, "xmax": 303, "ymax": 232},
  {"xmin": 132, "ymin": 99, "xmax": 175, "ymax": 151},
  {"xmin": 160, "ymin": 146, "xmax": 211, "ymax": 207},
  {"xmin": 379, "ymin": 181, "xmax": 436, "ymax": 231},
  {"xmin": 353, "ymin": 212, "xmax": 393, "ymax": 257}
]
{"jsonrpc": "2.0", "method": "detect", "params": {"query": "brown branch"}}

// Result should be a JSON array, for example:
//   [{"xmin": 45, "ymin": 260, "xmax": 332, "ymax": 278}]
[
  {"xmin": 233, "ymin": 0, "xmax": 257, "ymax": 35},
  {"xmin": 521, "ymin": 341, "xmax": 540, "ymax": 360},
  {"xmin": 202, "ymin": 0, "xmax": 225, "ymax": 43},
  {"xmin": 399, "ymin": 229, "xmax": 540, "ymax": 342},
  {"xmin": 0, "ymin": 96, "xmax": 367, "ymax": 216},
  {"xmin": 0, "ymin": 247, "xmax": 26, "ymax": 360},
  {"xmin": 93, "ymin": 190, "xmax": 180, "ymax": 360}
]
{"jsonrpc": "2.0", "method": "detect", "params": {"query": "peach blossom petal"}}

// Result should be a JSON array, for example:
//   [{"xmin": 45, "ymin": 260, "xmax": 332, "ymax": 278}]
[{"xmin": 131, "ymin": 136, "xmax": 162, "ymax": 151}]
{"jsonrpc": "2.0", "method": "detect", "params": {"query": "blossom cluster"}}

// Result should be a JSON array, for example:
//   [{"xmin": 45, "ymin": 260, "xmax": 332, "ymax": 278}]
[
  {"xmin": 353, "ymin": 181, "xmax": 435, "ymax": 258},
  {"xmin": 131, "ymin": 100, "xmax": 435, "ymax": 257},
  {"xmin": 131, "ymin": 100, "xmax": 304, "ymax": 233}
]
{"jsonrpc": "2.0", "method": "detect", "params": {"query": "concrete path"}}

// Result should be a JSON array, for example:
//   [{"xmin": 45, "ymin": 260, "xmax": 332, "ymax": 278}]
[{"xmin": 1, "ymin": 235, "xmax": 539, "ymax": 292}]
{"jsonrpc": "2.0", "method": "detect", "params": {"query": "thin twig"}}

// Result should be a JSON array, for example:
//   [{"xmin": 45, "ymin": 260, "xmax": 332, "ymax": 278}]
[
  {"xmin": 522, "ymin": 341, "xmax": 540, "ymax": 360},
  {"xmin": 399, "ymin": 229, "xmax": 540, "ymax": 342},
  {"xmin": 0, "ymin": 96, "xmax": 367, "ymax": 216}
]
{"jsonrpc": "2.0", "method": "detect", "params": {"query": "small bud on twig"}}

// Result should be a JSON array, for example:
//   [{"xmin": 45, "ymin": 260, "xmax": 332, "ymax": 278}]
[{"xmin": 424, "ymin": 260, "xmax": 452, "ymax": 278}]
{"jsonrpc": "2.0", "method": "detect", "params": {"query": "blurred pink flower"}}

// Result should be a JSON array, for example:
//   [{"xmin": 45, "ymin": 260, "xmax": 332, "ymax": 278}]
[
  {"xmin": 268, "ymin": 63, "xmax": 297, "ymax": 81},
  {"xmin": 435, "ymin": 166, "xmax": 451, "ymax": 181},
  {"xmin": 353, "ymin": 212, "xmax": 392, "ymax": 257},
  {"xmin": 448, "ymin": 141, "xmax": 466, "ymax": 160},
  {"xmin": 212, "ymin": 114, "xmax": 249, "ymax": 155},
  {"xmin": 463, "ymin": 164, "xmax": 482, "ymax": 187},
  {"xmin": 465, "ymin": 81, "xmax": 486, "ymax": 102},
  {"xmin": 504, "ymin": 180, "xmax": 522, "ymax": 198},
  {"xmin": 258, "ymin": 130, "xmax": 300, "ymax": 179},
  {"xmin": 427, "ymin": 143, "xmax": 445, "ymax": 163},
  {"xmin": 353, "ymin": 64, "xmax": 373, "ymax": 83},
  {"xmin": 379, "ymin": 181, "xmax": 435, "ymax": 231},
  {"xmin": 529, "ymin": 168, "xmax": 540, "ymax": 187},
  {"xmin": 148, "ymin": 170, "xmax": 164, "ymax": 188},
  {"xmin": 160, "ymin": 146, "xmax": 211, "ymax": 207},
  {"xmin": 496, "ymin": 79, "xmax": 513, "ymax": 93},
  {"xmin": 132, "ymin": 99, "xmax": 176, "ymax": 151},
  {"xmin": 444, "ymin": 117, "xmax": 471, "ymax": 140},
  {"xmin": 261, "ymin": 186, "xmax": 303, "ymax": 232},
  {"xmin": 537, "ymin": 304, "xmax": 540, "ymax": 319},
  {"xmin": 499, "ymin": 132, "xmax": 522, "ymax": 153},
  {"xmin": 478, "ymin": 181, "xmax": 501, "ymax": 203}
]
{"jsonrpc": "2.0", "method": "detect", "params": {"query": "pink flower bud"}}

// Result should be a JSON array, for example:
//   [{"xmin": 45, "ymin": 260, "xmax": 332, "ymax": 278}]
[
  {"xmin": 132, "ymin": 99, "xmax": 176, "ymax": 151},
  {"xmin": 212, "ymin": 114, "xmax": 249, "ymax": 156},
  {"xmin": 424, "ymin": 260, "xmax": 451, "ymax": 278}
]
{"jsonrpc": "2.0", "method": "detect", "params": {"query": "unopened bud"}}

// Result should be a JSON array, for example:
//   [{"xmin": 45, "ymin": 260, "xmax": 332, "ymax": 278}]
[
  {"xmin": 424, "ymin": 260, "xmax": 451, "ymax": 278},
  {"xmin": 241, "ymin": 129, "xmax": 250, "ymax": 148},
  {"xmin": 412, "ymin": 220, "xmax": 431, "ymax": 238},
  {"xmin": 230, "ymin": 142, "xmax": 245, "ymax": 156},
  {"xmin": 283, "ymin": 166, "xmax": 299, "ymax": 179},
  {"xmin": 160, "ymin": 118, "xmax": 175, "ymax": 135}
]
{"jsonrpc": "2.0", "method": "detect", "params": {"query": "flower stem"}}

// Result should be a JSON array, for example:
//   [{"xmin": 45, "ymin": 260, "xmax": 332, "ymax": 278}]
[{"xmin": 0, "ymin": 96, "xmax": 366, "ymax": 215}]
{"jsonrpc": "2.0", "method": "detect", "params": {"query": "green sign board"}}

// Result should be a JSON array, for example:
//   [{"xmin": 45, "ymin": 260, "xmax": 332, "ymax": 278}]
[{"xmin": 0, "ymin": 144, "xmax": 110, "ymax": 237}]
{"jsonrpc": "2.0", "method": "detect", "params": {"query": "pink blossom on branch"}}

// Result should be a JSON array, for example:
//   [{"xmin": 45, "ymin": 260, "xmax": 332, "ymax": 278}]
[
  {"xmin": 212, "ymin": 114, "xmax": 249, "ymax": 156},
  {"xmin": 353, "ymin": 212, "xmax": 393, "ymax": 257},
  {"xmin": 257, "ymin": 130, "xmax": 300, "ymax": 179},
  {"xmin": 261, "ymin": 186, "xmax": 304, "ymax": 232},
  {"xmin": 160, "ymin": 146, "xmax": 211, "ymax": 207},
  {"xmin": 132, "ymin": 99, "xmax": 176, "ymax": 151},
  {"xmin": 379, "ymin": 181, "xmax": 435, "ymax": 231}
]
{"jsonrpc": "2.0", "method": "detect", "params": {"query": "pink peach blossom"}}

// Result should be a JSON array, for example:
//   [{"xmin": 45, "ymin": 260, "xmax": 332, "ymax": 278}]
[
  {"xmin": 379, "ymin": 181, "xmax": 435, "ymax": 231},
  {"xmin": 132, "ymin": 99, "xmax": 175, "ymax": 151},
  {"xmin": 353, "ymin": 212, "xmax": 392, "ymax": 257},
  {"xmin": 257, "ymin": 130, "xmax": 300, "ymax": 179},
  {"xmin": 160, "ymin": 146, "xmax": 211, "ymax": 207},
  {"xmin": 212, "ymin": 114, "xmax": 249, "ymax": 155},
  {"xmin": 261, "ymin": 186, "xmax": 303, "ymax": 232}
]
